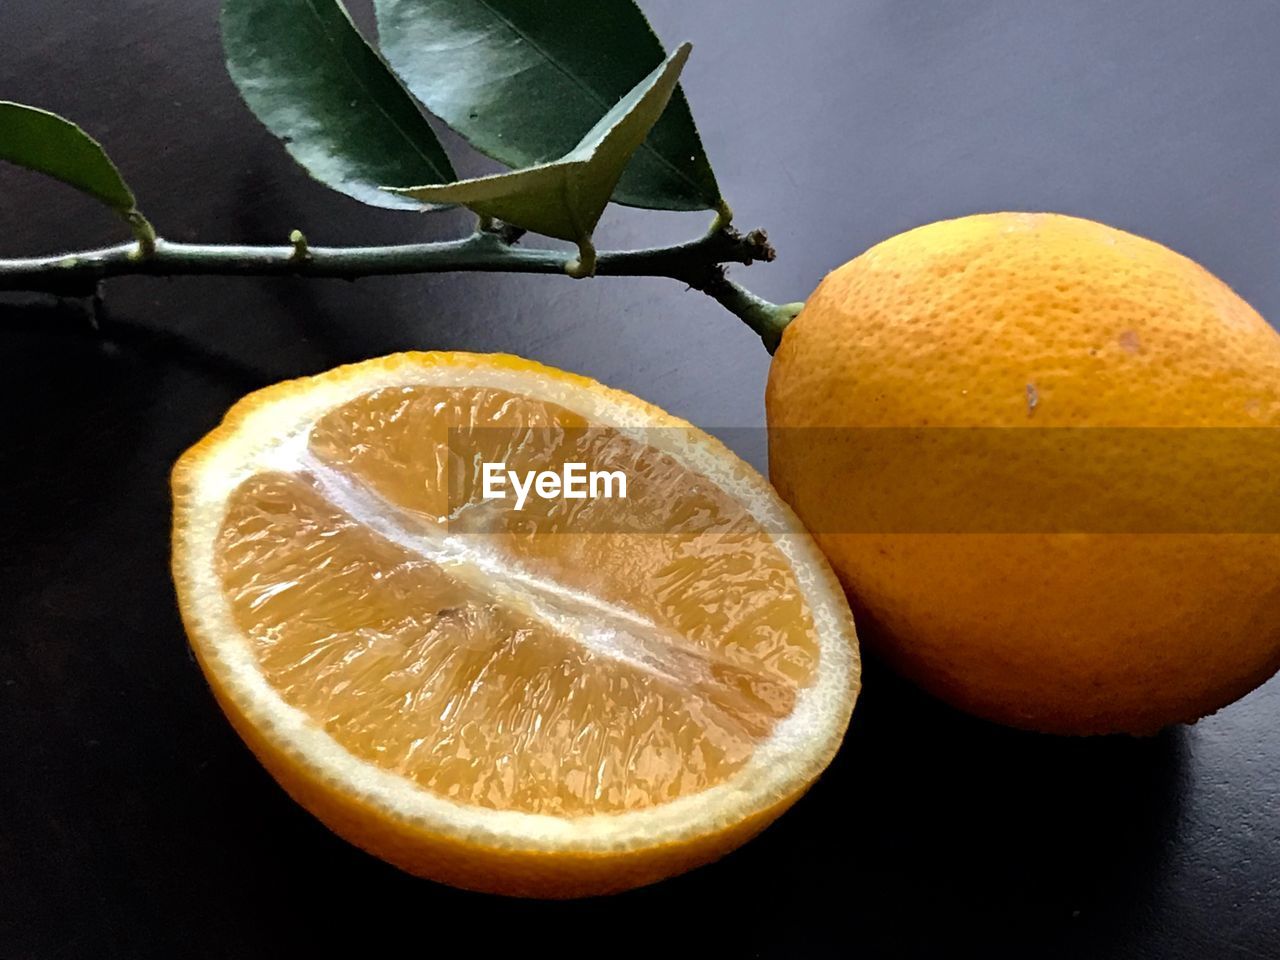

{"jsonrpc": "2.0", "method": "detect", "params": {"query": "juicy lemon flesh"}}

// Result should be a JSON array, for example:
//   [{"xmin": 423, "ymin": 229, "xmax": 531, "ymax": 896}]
[{"xmin": 215, "ymin": 385, "xmax": 818, "ymax": 817}]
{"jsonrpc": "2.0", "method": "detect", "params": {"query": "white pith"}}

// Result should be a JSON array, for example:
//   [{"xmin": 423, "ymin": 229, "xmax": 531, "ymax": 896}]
[
  {"xmin": 174, "ymin": 354, "xmax": 859, "ymax": 854},
  {"xmin": 290, "ymin": 447, "xmax": 713, "ymax": 685}
]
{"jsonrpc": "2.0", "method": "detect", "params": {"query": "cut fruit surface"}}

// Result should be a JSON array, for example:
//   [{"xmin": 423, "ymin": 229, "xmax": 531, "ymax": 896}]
[{"xmin": 172, "ymin": 352, "xmax": 858, "ymax": 897}]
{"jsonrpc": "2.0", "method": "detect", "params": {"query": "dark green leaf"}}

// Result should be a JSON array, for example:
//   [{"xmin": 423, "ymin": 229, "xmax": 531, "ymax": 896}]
[
  {"xmin": 389, "ymin": 45, "xmax": 690, "ymax": 251},
  {"xmin": 222, "ymin": 0, "xmax": 455, "ymax": 210},
  {"xmin": 0, "ymin": 101, "xmax": 136, "ymax": 212},
  {"xmin": 374, "ymin": 0, "xmax": 722, "ymax": 213}
]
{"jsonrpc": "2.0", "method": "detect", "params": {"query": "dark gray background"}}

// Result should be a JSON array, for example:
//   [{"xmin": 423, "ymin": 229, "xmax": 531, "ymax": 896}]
[{"xmin": 2, "ymin": 1, "xmax": 1278, "ymax": 957}]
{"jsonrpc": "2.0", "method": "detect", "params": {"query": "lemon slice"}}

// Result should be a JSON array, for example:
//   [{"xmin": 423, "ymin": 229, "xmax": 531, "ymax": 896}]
[{"xmin": 172, "ymin": 352, "xmax": 858, "ymax": 897}]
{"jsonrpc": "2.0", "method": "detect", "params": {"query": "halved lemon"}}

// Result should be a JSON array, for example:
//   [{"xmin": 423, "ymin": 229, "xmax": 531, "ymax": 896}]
[{"xmin": 171, "ymin": 352, "xmax": 858, "ymax": 897}]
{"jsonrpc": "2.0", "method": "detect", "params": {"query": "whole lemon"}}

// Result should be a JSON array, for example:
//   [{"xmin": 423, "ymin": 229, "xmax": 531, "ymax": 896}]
[{"xmin": 767, "ymin": 212, "xmax": 1280, "ymax": 735}]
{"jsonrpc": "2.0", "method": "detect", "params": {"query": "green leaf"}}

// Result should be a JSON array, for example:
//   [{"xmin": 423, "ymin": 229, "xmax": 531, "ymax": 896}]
[
  {"xmin": 222, "ymin": 0, "xmax": 455, "ymax": 210},
  {"xmin": 0, "ymin": 101, "xmax": 137, "ymax": 212},
  {"xmin": 374, "ymin": 0, "xmax": 722, "ymax": 213},
  {"xmin": 388, "ymin": 44, "xmax": 691, "ymax": 259}
]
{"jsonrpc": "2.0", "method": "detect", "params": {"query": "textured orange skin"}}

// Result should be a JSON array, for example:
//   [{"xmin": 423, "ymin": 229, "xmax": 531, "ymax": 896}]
[
  {"xmin": 172, "ymin": 352, "xmax": 852, "ymax": 898},
  {"xmin": 767, "ymin": 212, "xmax": 1280, "ymax": 735}
]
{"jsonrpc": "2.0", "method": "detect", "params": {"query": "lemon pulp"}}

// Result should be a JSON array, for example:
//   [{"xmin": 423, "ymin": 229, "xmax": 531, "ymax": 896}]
[{"xmin": 216, "ymin": 385, "xmax": 818, "ymax": 817}]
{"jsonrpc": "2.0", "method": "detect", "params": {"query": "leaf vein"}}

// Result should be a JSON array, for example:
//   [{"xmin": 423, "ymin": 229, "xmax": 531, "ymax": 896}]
[
  {"xmin": 304, "ymin": 0, "xmax": 451, "ymax": 184},
  {"xmin": 470, "ymin": 0, "xmax": 703, "ymax": 199}
]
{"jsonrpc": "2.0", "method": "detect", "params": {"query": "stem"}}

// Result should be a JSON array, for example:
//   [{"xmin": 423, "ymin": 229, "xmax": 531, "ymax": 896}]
[
  {"xmin": 288, "ymin": 229, "xmax": 310, "ymax": 262},
  {"xmin": 125, "ymin": 210, "xmax": 157, "ymax": 257},
  {"xmin": 564, "ymin": 237, "xmax": 597, "ymax": 279},
  {"xmin": 688, "ymin": 274, "xmax": 803, "ymax": 353},
  {"xmin": 0, "ymin": 225, "xmax": 800, "ymax": 346}
]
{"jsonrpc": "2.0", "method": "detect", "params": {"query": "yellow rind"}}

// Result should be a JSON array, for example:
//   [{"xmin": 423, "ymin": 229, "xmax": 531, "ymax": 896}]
[{"xmin": 768, "ymin": 212, "xmax": 1280, "ymax": 736}]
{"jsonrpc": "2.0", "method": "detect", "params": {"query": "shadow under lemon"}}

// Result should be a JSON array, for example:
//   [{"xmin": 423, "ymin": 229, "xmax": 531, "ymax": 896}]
[{"xmin": 211, "ymin": 653, "xmax": 1186, "ymax": 957}]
